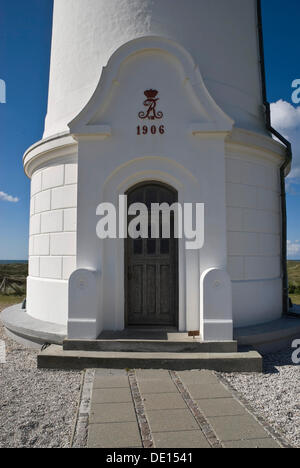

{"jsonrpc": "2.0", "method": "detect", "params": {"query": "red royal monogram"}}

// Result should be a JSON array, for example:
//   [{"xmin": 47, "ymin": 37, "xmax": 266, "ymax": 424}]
[{"xmin": 138, "ymin": 90, "xmax": 163, "ymax": 120}]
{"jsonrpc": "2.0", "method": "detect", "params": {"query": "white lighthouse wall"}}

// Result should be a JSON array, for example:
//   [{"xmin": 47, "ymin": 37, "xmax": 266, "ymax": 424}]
[
  {"xmin": 25, "ymin": 137, "xmax": 283, "ymax": 330},
  {"xmin": 27, "ymin": 161, "xmax": 78, "ymax": 325},
  {"xmin": 23, "ymin": 0, "xmax": 287, "ymax": 333},
  {"xmin": 225, "ymin": 143, "xmax": 282, "ymax": 327},
  {"xmin": 44, "ymin": 0, "xmax": 264, "ymax": 139}
]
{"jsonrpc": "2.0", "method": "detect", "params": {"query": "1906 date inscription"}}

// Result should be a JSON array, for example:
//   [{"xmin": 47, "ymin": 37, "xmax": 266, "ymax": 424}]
[
  {"xmin": 137, "ymin": 125, "xmax": 165, "ymax": 136},
  {"xmin": 137, "ymin": 89, "xmax": 165, "ymax": 135}
]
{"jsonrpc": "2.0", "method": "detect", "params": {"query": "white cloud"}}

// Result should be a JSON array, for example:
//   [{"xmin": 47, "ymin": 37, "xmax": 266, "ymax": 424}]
[
  {"xmin": 271, "ymin": 100, "xmax": 300, "ymax": 184},
  {"xmin": 0, "ymin": 191, "xmax": 19, "ymax": 203},
  {"xmin": 287, "ymin": 240, "xmax": 300, "ymax": 257},
  {"xmin": 271, "ymin": 100, "xmax": 300, "ymax": 129}
]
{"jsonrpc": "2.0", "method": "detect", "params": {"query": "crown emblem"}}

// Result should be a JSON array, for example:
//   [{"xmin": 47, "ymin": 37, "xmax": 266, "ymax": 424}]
[
  {"xmin": 138, "ymin": 89, "xmax": 163, "ymax": 120},
  {"xmin": 144, "ymin": 89, "xmax": 158, "ymax": 99}
]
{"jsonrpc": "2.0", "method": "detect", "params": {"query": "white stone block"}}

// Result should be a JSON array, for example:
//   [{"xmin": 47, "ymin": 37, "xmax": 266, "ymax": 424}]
[
  {"xmin": 35, "ymin": 190, "xmax": 51, "ymax": 213},
  {"xmin": 226, "ymin": 183, "xmax": 257, "ymax": 209},
  {"xmin": 29, "ymin": 236, "xmax": 34, "ymax": 256},
  {"xmin": 51, "ymin": 185, "xmax": 77, "ymax": 209},
  {"xmin": 240, "ymin": 161, "xmax": 266, "ymax": 187},
  {"xmin": 31, "ymin": 171, "xmax": 42, "ymax": 196},
  {"xmin": 27, "ymin": 276, "xmax": 68, "ymax": 325},
  {"xmin": 245, "ymin": 256, "xmax": 281, "ymax": 280},
  {"xmin": 40, "ymin": 256, "xmax": 62, "ymax": 279},
  {"xmin": 265, "ymin": 167, "xmax": 279, "ymax": 191},
  {"xmin": 65, "ymin": 164, "xmax": 78, "ymax": 185},
  {"xmin": 232, "ymin": 278, "xmax": 282, "ymax": 327},
  {"xmin": 64, "ymin": 208, "xmax": 77, "ymax": 231},
  {"xmin": 227, "ymin": 256, "xmax": 244, "ymax": 280},
  {"xmin": 257, "ymin": 188, "xmax": 279, "ymax": 212},
  {"xmin": 228, "ymin": 231, "xmax": 259, "ymax": 256},
  {"xmin": 29, "ymin": 257, "xmax": 40, "ymax": 277},
  {"xmin": 30, "ymin": 214, "xmax": 41, "ymax": 235},
  {"xmin": 33, "ymin": 234, "xmax": 50, "ymax": 256},
  {"xmin": 226, "ymin": 207, "xmax": 243, "ymax": 231},
  {"xmin": 244, "ymin": 209, "xmax": 280, "ymax": 234},
  {"xmin": 30, "ymin": 197, "xmax": 35, "ymax": 216},
  {"xmin": 42, "ymin": 165, "xmax": 64, "ymax": 190},
  {"xmin": 41, "ymin": 210, "xmax": 63, "ymax": 233},
  {"xmin": 50, "ymin": 232, "xmax": 76, "ymax": 256},
  {"xmin": 259, "ymin": 233, "xmax": 280, "ymax": 256},
  {"xmin": 226, "ymin": 158, "xmax": 241, "ymax": 183},
  {"xmin": 62, "ymin": 256, "xmax": 77, "ymax": 280}
]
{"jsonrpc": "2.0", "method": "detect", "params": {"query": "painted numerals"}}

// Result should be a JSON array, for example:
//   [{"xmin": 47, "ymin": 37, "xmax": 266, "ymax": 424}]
[
  {"xmin": 137, "ymin": 125, "xmax": 165, "ymax": 136},
  {"xmin": 137, "ymin": 89, "xmax": 165, "ymax": 135}
]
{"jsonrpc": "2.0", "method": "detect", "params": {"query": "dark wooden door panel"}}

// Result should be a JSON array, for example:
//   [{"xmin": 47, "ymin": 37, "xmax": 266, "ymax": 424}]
[
  {"xmin": 125, "ymin": 183, "xmax": 178, "ymax": 327},
  {"xmin": 128, "ymin": 265, "xmax": 143, "ymax": 315}
]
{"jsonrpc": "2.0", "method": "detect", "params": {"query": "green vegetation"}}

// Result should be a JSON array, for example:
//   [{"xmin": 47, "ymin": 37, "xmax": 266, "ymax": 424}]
[
  {"xmin": 288, "ymin": 260, "xmax": 300, "ymax": 305},
  {"xmin": 0, "ymin": 262, "xmax": 28, "ymax": 279},
  {"xmin": 0, "ymin": 263, "xmax": 28, "ymax": 297},
  {"xmin": 0, "ymin": 294, "xmax": 25, "ymax": 308}
]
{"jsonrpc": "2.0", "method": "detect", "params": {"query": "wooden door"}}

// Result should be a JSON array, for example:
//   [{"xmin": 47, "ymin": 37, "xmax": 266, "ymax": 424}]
[{"xmin": 125, "ymin": 183, "xmax": 178, "ymax": 327}]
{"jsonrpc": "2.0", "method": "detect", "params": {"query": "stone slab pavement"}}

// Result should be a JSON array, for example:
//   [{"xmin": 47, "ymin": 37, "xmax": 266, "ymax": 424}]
[{"xmin": 87, "ymin": 369, "xmax": 283, "ymax": 449}]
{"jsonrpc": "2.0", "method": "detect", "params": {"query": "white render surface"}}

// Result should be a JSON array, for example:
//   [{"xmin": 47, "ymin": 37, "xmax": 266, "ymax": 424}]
[
  {"xmin": 44, "ymin": 0, "xmax": 266, "ymax": 139},
  {"xmin": 24, "ymin": 0, "xmax": 287, "ymax": 337},
  {"xmin": 200, "ymin": 268, "xmax": 233, "ymax": 341},
  {"xmin": 27, "ymin": 162, "xmax": 78, "ymax": 324}
]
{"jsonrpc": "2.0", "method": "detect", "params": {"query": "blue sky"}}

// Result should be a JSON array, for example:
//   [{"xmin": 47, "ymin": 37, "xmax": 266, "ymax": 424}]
[{"xmin": 0, "ymin": 0, "xmax": 299, "ymax": 260}]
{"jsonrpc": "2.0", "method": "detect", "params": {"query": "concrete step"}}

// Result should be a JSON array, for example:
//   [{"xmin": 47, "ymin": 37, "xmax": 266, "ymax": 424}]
[
  {"xmin": 38, "ymin": 345, "xmax": 262, "ymax": 373},
  {"xmin": 63, "ymin": 338, "xmax": 238, "ymax": 353},
  {"xmin": 234, "ymin": 316, "xmax": 300, "ymax": 353}
]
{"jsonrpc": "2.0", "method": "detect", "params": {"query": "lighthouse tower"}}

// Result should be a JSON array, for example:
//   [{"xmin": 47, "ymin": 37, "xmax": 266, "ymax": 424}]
[{"xmin": 21, "ymin": 0, "xmax": 289, "ymax": 346}]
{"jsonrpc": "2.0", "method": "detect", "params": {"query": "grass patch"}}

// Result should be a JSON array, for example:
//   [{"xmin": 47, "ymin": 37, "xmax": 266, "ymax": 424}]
[
  {"xmin": 0, "ymin": 294, "xmax": 25, "ymax": 312},
  {"xmin": 0, "ymin": 263, "xmax": 28, "ymax": 296},
  {"xmin": 288, "ymin": 260, "xmax": 300, "ymax": 299},
  {"xmin": 287, "ymin": 260, "xmax": 300, "ymax": 285}
]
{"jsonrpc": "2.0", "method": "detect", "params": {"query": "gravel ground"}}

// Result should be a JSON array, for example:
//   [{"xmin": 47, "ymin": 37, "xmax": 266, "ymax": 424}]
[
  {"xmin": 220, "ymin": 347, "xmax": 300, "ymax": 448},
  {"xmin": 0, "ymin": 305, "xmax": 82, "ymax": 448}
]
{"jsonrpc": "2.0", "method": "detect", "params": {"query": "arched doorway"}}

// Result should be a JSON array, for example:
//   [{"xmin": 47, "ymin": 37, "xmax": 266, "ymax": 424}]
[{"xmin": 125, "ymin": 182, "xmax": 179, "ymax": 327}]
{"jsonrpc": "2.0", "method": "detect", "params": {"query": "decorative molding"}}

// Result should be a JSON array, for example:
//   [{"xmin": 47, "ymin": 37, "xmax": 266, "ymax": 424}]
[
  {"xmin": 68, "ymin": 36, "xmax": 234, "ymax": 136},
  {"xmin": 23, "ymin": 133, "xmax": 77, "ymax": 177}
]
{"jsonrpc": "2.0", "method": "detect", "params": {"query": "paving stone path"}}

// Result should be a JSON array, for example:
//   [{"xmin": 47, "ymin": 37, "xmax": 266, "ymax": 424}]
[{"xmin": 87, "ymin": 369, "xmax": 282, "ymax": 448}]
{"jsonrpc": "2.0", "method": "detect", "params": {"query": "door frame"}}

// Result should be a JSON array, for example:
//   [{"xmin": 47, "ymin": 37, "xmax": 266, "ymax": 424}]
[{"xmin": 124, "ymin": 181, "xmax": 179, "ymax": 328}]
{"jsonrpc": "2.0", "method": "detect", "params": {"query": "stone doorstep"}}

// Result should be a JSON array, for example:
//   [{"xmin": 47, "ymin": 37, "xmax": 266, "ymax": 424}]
[
  {"xmin": 234, "ymin": 316, "xmax": 300, "ymax": 353},
  {"xmin": 3, "ymin": 303, "xmax": 299, "ymax": 355},
  {"xmin": 1, "ymin": 304, "xmax": 66, "ymax": 347},
  {"xmin": 63, "ymin": 338, "xmax": 238, "ymax": 353},
  {"xmin": 37, "ymin": 346, "xmax": 263, "ymax": 372}
]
